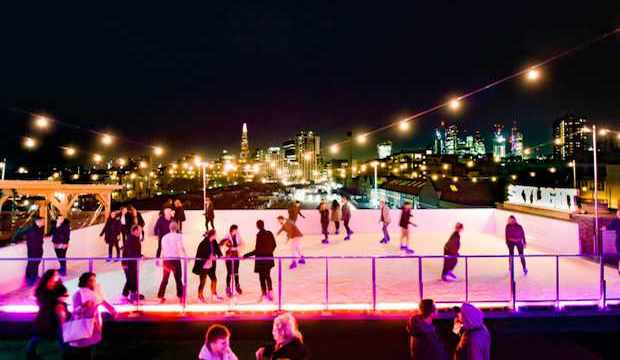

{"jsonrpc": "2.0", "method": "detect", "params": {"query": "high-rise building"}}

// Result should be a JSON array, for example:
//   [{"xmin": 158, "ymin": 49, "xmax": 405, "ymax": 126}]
[
  {"xmin": 445, "ymin": 124, "xmax": 458, "ymax": 155},
  {"xmin": 433, "ymin": 122, "xmax": 447, "ymax": 155},
  {"xmin": 474, "ymin": 130, "xmax": 486, "ymax": 155},
  {"xmin": 295, "ymin": 131, "xmax": 321, "ymax": 182},
  {"xmin": 492, "ymin": 124, "xmax": 506, "ymax": 159},
  {"xmin": 265, "ymin": 147, "xmax": 285, "ymax": 180},
  {"xmin": 281, "ymin": 139, "xmax": 298, "ymax": 181},
  {"xmin": 240, "ymin": 123, "xmax": 250, "ymax": 163},
  {"xmin": 509, "ymin": 122, "xmax": 524, "ymax": 157},
  {"xmin": 377, "ymin": 141, "xmax": 393, "ymax": 159},
  {"xmin": 552, "ymin": 115, "xmax": 590, "ymax": 160}
]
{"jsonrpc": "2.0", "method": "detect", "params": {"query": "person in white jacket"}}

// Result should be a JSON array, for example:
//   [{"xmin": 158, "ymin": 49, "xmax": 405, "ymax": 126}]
[
  {"xmin": 157, "ymin": 221, "xmax": 187, "ymax": 303},
  {"xmin": 199, "ymin": 324, "xmax": 238, "ymax": 360}
]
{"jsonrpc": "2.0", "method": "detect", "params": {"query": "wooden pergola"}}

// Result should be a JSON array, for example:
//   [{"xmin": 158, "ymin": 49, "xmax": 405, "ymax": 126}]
[{"xmin": 0, "ymin": 180, "xmax": 122, "ymax": 231}]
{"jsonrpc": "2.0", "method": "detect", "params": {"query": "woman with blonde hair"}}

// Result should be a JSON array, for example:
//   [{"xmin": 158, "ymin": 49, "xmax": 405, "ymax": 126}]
[{"xmin": 256, "ymin": 313, "xmax": 309, "ymax": 360}]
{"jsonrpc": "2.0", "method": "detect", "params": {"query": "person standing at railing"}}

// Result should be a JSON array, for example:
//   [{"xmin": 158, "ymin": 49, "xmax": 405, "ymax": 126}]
[
  {"xmin": 121, "ymin": 225, "xmax": 143, "ymax": 302},
  {"xmin": 602, "ymin": 210, "xmax": 620, "ymax": 275},
  {"xmin": 505, "ymin": 215, "xmax": 528, "ymax": 275},
  {"xmin": 128, "ymin": 205, "xmax": 145, "ymax": 241},
  {"xmin": 205, "ymin": 197, "xmax": 216, "ymax": 231},
  {"xmin": 20, "ymin": 216, "xmax": 46, "ymax": 286},
  {"xmin": 318, "ymin": 200, "xmax": 330, "ymax": 244},
  {"xmin": 341, "ymin": 195, "xmax": 353, "ymax": 241},
  {"xmin": 330, "ymin": 199, "xmax": 341, "ymax": 235},
  {"xmin": 288, "ymin": 201, "xmax": 305, "ymax": 224},
  {"xmin": 119, "ymin": 206, "xmax": 130, "ymax": 247},
  {"xmin": 399, "ymin": 201, "xmax": 417, "ymax": 254},
  {"xmin": 220, "ymin": 224, "xmax": 244, "ymax": 298},
  {"xmin": 442, "ymin": 223, "xmax": 463, "ymax": 282},
  {"xmin": 193, "ymin": 229, "xmax": 224, "ymax": 302},
  {"xmin": 100, "ymin": 211, "xmax": 122, "ymax": 262},
  {"xmin": 379, "ymin": 199, "xmax": 391, "ymax": 244},
  {"xmin": 154, "ymin": 207, "xmax": 174, "ymax": 258},
  {"xmin": 174, "ymin": 199, "xmax": 186, "ymax": 233},
  {"xmin": 157, "ymin": 221, "xmax": 187, "ymax": 304},
  {"xmin": 50, "ymin": 215, "xmax": 71, "ymax": 277},
  {"xmin": 277, "ymin": 215, "xmax": 305, "ymax": 270},
  {"xmin": 244, "ymin": 220, "xmax": 277, "ymax": 302}
]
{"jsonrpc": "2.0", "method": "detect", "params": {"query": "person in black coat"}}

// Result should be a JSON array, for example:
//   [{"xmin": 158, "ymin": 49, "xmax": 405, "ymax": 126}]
[
  {"xmin": 154, "ymin": 207, "xmax": 173, "ymax": 257},
  {"xmin": 192, "ymin": 229, "xmax": 223, "ymax": 302},
  {"xmin": 119, "ymin": 206, "xmax": 131, "ymax": 246},
  {"xmin": 128, "ymin": 205, "xmax": 145, "ymax": 241},
  {"xmin": 442, "ymin": 223, "xmax": 464, "ymax": 282},
  {"xmin": 50, "ymin": 215, "xmax": 71, "ymax": 276},
  {"xmin": 121, "ymin": 225, "xmax": 143, "ymax": 301},
  {"xmin": 173, "ymin": 199, "xmax": 186, "ymax": 232},
  {"xmin": 100, "ymin": 211, "xmax": 122, "ymax": 261},
  {"xmin": 407, "ymin": 299, "xmax": 449, "ymax": 360},
  {"xmin": 244, "ymin": 220, "xmax": 277, "ymax": 302},
  {"xmin": 20, "ymin": 217, "xmax": 46, "ymax": 286}
]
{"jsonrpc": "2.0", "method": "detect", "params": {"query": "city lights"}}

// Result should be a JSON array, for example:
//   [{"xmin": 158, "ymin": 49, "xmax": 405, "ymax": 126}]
[
  {"xmin": 529, "ymin": 171, "xmax": 536, "ymax": 177},
  {"xmin": 100, "ymin": 134, "xmax": 114, "ymax": 146},
  {"xmin": 193, "ymin": 155, "xmax": 202, "ymax": 167},
  {"xmin": 466, "ymin": 160, "xmax": 474, "ymax": 168},
  {"xmin": 117, "ymin": 158, "xmax": 127, "ymax": 167},
  {"xmin": 139, "ymin": 161, "xmax": 148, "ymax": 169},
  {"xmin": 72, "ymin": 174, "xmax": 79, "ymax": 180},
  {"xmin": 598, "ymin": 128, "xmax": 609, "ymax": 136},
  {"xmin": 472, "ymin": 177, "xmax": 478, "ymax": 183},
  {"xmin": 23, "ymin": 137, "xmax": 37, "ymax": 149},
  {"xmin": 93, "ymin": 154, "xmax": 103, "ymax": 163},
  {"xmin": 526, "ymin": 67, "xmax": 540, "ymax": 81},
  {"xmin": 91, "ymin": 174, "xmax": 99, "ymax": 181},
  {"xmin": 449, "ymin": 98, "xmax": 461, "ymax": 111},
  {"xmin": 442, "ymin": 164, "xmax": 449, "ymax": 171},
  {"xmin": 431, "ymin": 174, "xmax": 439, "ymax": 181},
  {"xmin": 549, "ymin": 167, "xmax": 557, "ymax": 173},
  {"xmin": 64, "ymin": 146, "xmax": 77, "ymax": 157},
  {"xmin": 511, "ymin": 175, "xmax": 518, "ymax": 180},
  {"xmin": 17, "ymin": 167, "xmax": 28, "ymax": 174},
  {"xmin": 330, "ymin": 144, "xmax": 339, "ymax": 154},
  {"xmin": 452, "ymin": 177, "xmax": 459, "ymax": 183},
  {"xmin": 523, "ymin": 148, "xmax": 531, "ymax": 156},
  {"xmin": 303, "ymin": 152, "xmax": 312, "ymax": 161},
  {"xmin": 356, "ymin": 134, "xmax": 367, "ymax": 144},
  {"xmin": 491, "ymin": 176, "xmax": 497, "ymax": 182},
  {"xmin": 399, "ymin": 120, "xmax": 410, "ymax": 131},
  {"xmin": 554, "ymin": 138, "xmax": 562, "ymax": 145},
  {"xmin": 34, "ymin": 116, "xmax": 51, "ymax": 130},
  {"xmin": 153, "ymin": 146, "xmax": 164, "ymax": 157}
]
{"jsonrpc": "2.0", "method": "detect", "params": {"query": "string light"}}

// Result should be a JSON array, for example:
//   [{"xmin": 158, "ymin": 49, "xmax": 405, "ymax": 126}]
[
  {"xmin": 153, "ymin": 146, "xmax": 164, "ymax": 157},
  {"xmin": 526, "ymin": 68, "xmax": 541, "ymax": 81},
  {"xmin": 93, "ymin": 154, "xmax": 103, "ymax": 163},
  {"xmin": 449, "ymin": 98, "xmax": 461, "ymax": 111},
  {"xmin": 356, "ymin": 134, "xmax": 367, "ymax": 144},
  {"xmin": 398, "ymin": 120, "xmax": 410, "ymax": 131},
  {"xmin": 100, "ymin": 134, "xmax": 114, "ymax": 146},
  {"xmin": 34, "ymin": 116, "xmax": 50, "ymax": 130},
  {"xmin": 23, "ymin": 137, "xmax": 37, "ymax": 149},
  {"xmin": 64, "ymin": 147, "xmax": 76, "ymax": 157}
]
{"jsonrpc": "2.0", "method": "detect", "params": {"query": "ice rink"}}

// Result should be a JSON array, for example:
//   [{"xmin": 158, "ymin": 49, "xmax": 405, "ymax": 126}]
[{"xmin": 1, "ymin": 209, "xmax": 619, "ymax": 312}]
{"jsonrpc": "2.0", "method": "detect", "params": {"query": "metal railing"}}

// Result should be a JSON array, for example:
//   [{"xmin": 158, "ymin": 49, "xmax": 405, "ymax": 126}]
[{"xmin": 0, "ymin": 253, "xmax": 616, "ymax": 313}]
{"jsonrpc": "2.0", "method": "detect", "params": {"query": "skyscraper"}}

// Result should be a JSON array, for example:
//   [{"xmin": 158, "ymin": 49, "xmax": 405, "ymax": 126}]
[
  {"xmin": 445, "ymin": 124, "xmax": 458, "ymax": 155},
  {"xmin": 492, "ymin": 124, "xmax": 506, "ymax": 159},
  {"xmin": 240, "ymin": 123, "xmax": 250, "ymax": 163},
  {"xmin": 474, "ymin": 130, "xmax": 486, "ymax": 155},
  {"xmin": 552, "ymin": 114, "xmax": 590, "ymax": 161},
  {"xmin": 509, "ymin": 122, "xmax": 524, "ymax": 157},
  {"xmin": 377, "ymin": 141, "xmax": 393, "ymax": 159},
  {"xmin": 433, "ymin": 122, "xmax": 447, "ymax": 155},
  {"xmin": 295, "ymin": 131, "xmax": 321, "ymax": 182}
]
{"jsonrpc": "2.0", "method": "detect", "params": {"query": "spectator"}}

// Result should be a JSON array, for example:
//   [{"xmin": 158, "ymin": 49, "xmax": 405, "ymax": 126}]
[
  {"xmin": 51, "ymin": 214, "xmax": 71, "ymax": 276},
  {"xmin": 23, "ymin": 216, "xmax": 46, "ymax": 286},
  {"xmin": 154, "ymin": 207, "xmax": 174, "ymax": 258},
  {"xmin": 121, "ymin": 225, "xmax": 143, "ymax": 302},
  {"xmin": 256, "ymin": 313, "xmax": 310, "ymax": 360},
  {"xmin": 505, "ymin": 215, "xmax": 528, "ymax": 275},
  {"xmin": 244, "ymin": 220, "xmax": 277, "ymax": 302},
  {"xmin": 157, "ymin": 222, "xmax": 187, "ymax": 303},
  {"xmin": 100, "ymin": 211, "xmax": 122, "ymax": 262},
  {"xmin": 205, "ymin": 197, "xmax": 216, "ymax": 231},
  {"xmin": 288, "ymin": 201, "xmax": 305, "ymax": 224},
  {"xmin": 341, "ymin": 195, "xmax": 353, "ymax": 241},
  {"xmin": 64, "ymin": 272, "xmax": 117, "ymax": 359},
  {"xmin": 453, "ymin": 303, "xmax": 491, "ymax": 360},
  {"xmin": 220, "ymin": 225, "xmax": 244, "ymax": 297},
  {"xmin": 26, "ymin": 269, "xmax": 68, "ymax": 359},
  {"xmin": 407, "ymin": 299, "xmax": 448, "ymax": 360},
  {"xmin": 199, "ymin": 324, "xmax": 238, "ymax": 360},
  {"xmin": 379, "ymin": 199, "xmax": 391, "ymax": 244},
  {"xmin": 330, "ymin": 199, "xmax": 341, "ymax": 235},
  {"xmin": 193, "ymin": 229, "xmax": 224, "ymax": 302},
  {"xmin": 174, "ymin": 199, "xmax": 186, "ymax": 232},
  {"xmin": 442, "ymin": 223, "xmax": 463, "ymax": 282}
]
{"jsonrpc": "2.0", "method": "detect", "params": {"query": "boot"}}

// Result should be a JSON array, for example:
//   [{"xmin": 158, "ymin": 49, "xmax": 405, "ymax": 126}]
[
  {"xmin": 198, "ymin": 292, "xmax": 206, "ymax": 303},
  {"xmin": 226, "ymin": 287, "xmax": 233, "ymax": 298},
  {"xmin": 266, "ymin": 290, "xmax": 274, "ymax": 302},
  {"xmin": 235, "ymin": 282, "xmax": 243, "ymax": 295},
  {"xmin": 210, "ymin": 280, "xmax": 222, "ymax": 300}
]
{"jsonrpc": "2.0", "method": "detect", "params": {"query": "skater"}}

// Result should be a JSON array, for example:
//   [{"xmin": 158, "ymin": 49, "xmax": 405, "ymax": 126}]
[
  {"xmin": 288, "ymin": 201, "xmax": 305, "ymax": 224},
  {"xmin": 276, "ymin": 215, "xmax": 305, "ymax": 269},
  {"xmin": 205, "ymin": 197, "xmax": 215, "ymax": 231},
  {"xmin": 21, "ymin": 216, "xmax": 46, "ymax": 286},
  {"xmin": 220, "ymin": 225, "xmax": 244, "ymax": 297},
  {"xmin": 157, "ymin": 221, "xmax": 187, "ymax": 303},
  {"xmin": 505, "ymin": 215, "xmax": 528, "ymax": 275},
  {"xmin": 341, "ymin": 195, "xmax": 353, "ymax": 240},
  {"xmin": 173, "ymin": 199, "xmax": 186, "ymax": 232},
  {"xmin": 399, "ymin": 201, "xmax": 416, "ymax": 254},
  {"xmin": 50, "ymin": 214, "xmax": 71, "ymax": 276},
  {"xmin": 244, "ymin": 220, "xmax": 277, "ymax": 302},
  {"xmin": 318, "ymin": 200, "xmax": 330, "ymax": 244},
  {"xmin": 154, "ymin": 207, "xmax": 174, "ymax": 258},
  {"xmin": 119, "ymin": 206, "xmax": 130, "ymax": 246},
  {"xmin": 603, "ymin": 210, "xmax": 620, "ymax": 275},
  {"xmin": 100, "ymin": 211, "xmax": 122, "ymax": 261},
  {"xmin": 379, "ymin": 199, "xmax": 391, "ymax": 244},
  {"xmin": 407, "ymin": 299, "xmax": 448, "ymax": 360},
  {"xmin": 442, "ymin": 223, "xmax": 463, "ymax": 281},
  {"xmin": 330, "ymin": 199, "xmax": 341, "ymax": 235},
  {"xmin": 121, "ymin": 225, "xmax": 143, "ymax": 302},
  {"xmin": 453, "ymin": 303, "xmax": 491, "ymax": 360},
  {"xmin": 193, "ymin": 229, "xmax": 224, "ymax": 302}
]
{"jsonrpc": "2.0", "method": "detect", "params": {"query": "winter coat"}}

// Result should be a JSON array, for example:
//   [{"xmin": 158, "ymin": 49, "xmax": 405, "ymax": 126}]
[
  {"xmin": 154, "ymin": 216, "xmax": 172, "ymax": 238},
  {"xmin": 33, "ymin": 284, "xmax": 68, "ymax": 338},
  {"xmin": 192, "ymin": 238, "xmax": 223, "ymax": 274},
  {"xmin": 174, "ymin": 205, "xmax": 186, "ymax": 222},
  {"xmin": 23, "ymin": 224, "xmax": 44, "ymax": 258},
  {"xmin": 455, "ymin": 303, "xmax": 491, "ymax": 360},
  {"xmin": 51, "ymin": 219, "xmax": 71, "ymax": 245},
  {"xmin": 121, "ymin": 234, "xmax": 142, "ymax": 266},
  {"xmin": 408, "ymin": 315, "xmax": 449, "ymax": 360},
  {"xmin": 245, "ymin": 229, "xmax": 276, "ymax": 273},
  {"xmin": 330, "ymin": 204, "xmax": 341, "ymax": 222},
  {"xmin": 399, "ymin": 208, "xmax": 412, "ymax": 228},
  {"xmin": 380, "ymin": 205, "xmax": 391, "ymax": 224},
  {"xmin": 262, "ymin": 338, "xmax": 310, "ymax": 360},
  {"xmin": 505, "ymin": 223, "xmax": 526, "ymax": 244},
  {"xmin": 100, "ymin": 217, "xmax": 122, "ymax": 244},
  {"xmin": 341, "ymin": 203, "xmax": 351, "ymax": 222},
  {"xmin": 444, "ymin": 231, "xmax": 461, "ymax": 255}
]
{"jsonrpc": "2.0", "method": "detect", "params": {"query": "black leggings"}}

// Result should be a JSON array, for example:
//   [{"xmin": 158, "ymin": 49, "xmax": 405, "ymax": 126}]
[
  {"xmin": 507, "ymin": 241, "xmax": 527, "ymax": 271},
  {"xmin": 54, "ymin": 248, "xmax": 68, "ymax": 271},
  {"xmin": 108, "ymin": 242, "xmax": 120, "ymax": 258},
  {"xmin": 442, "ymin": 250, "xmax": 458, "ymax": 277},
  {"xmin": 258, "ymin": 269, "xmax": 273, "ymax": 294},
  {"xmin": 198, "ymin": 268, "xmax": 217, "ymax": 295},
  {"xmin": 226, "ymin": 259, "xmax": 240, "ymax": 289}
]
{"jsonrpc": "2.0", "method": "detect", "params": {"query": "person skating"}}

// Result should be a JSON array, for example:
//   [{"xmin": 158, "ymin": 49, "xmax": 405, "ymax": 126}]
[
  {"xmin": 50, "ymin": 214, "xmax": 70, "ymax": 276},
  {"xmin": 121, "ymin": 225, "xmax": 144, "ymax": 302},
  {"xmin": 341, "ymin": 195, "xmax": 353, "ymax": 240},
  {"xmin": 379, "ymin": 199, "xmax": 391, "ymax": 244},
  {"xmin": 288, "ymin": 201, "xmax": 305, "ymax": 224},
  {"xmin": 442, "ymin": 223, "xmax": 464, "ymax": 281},
  {"xmin": 602, "ymin": 210, "xmax": 620, "ymax": 275},
  {"xmin": 318, "ymin": 200, "xmax": 330, "ymax": 244},
  {"xmin": 193, "ymin": 229, "xmax": 224, "ymax": 302},
  {"xmin": 157, "ymin": 221, "xmax": 187, "ymax": 303},
  {"xmin": 399, "ymin": 201, "xmax": 417, "ymax": 254},
  {"xmin": 244, "ymin": 220, "xmax": 277, "ymax": 302},
  {"xmin": 173, "ymin": 199, "xmax": 186, "ymax": 232},
  {"xmin": 277, "ymin": 216, "xmax": 305, "ymax": 269},
  {"xmin": 100, "ymin": 211, "xmax": 122, "ymax": 262},
  {"xmin": 407, "ymin": 299, "xmax": 449, "ymax": 360},
  {"xmin": 220, "ymin": 225, "xmax": 244, "ymax": 297},
  {"xmin": 154, "ymin": 207, "xmax": 174, "ymax": 258},
  {"xmin": 20, "ymin": 216, "xmax": 46, "ymax": 286},
  {"xmin": 330, "ymin": 199, "xmax": 341, "ymax": 235},
  {"xmin": 205, "ymin": 197, "xmax": 216, "ymax": 231},
  {"xmin": 505, "ymin": 215, "xmax": 528, "ymax": 275}
]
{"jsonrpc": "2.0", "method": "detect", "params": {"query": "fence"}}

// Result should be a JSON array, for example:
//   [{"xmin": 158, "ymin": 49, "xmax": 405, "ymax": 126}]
[{"xmin": 1, "ymin": 253, "xmax": 617, "ymax": 313}]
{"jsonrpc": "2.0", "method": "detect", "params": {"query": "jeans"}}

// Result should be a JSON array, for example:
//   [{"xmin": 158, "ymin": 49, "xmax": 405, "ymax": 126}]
[
  {"xmin": 442, "ymin": 250, "xmax": 458, "ymax": 277},
  {"xmin": 225, "ymin": 259, "xmax": 240, "ymax": 290},
  {"xmin": 158, "ymin": 260, "xmax": 184, "ymax": 298},
  {"xmin": 108, "ymin": 242, "xmax": 120, "ymax": 258},
  {"xmin": 258, "ymin": 269, "xmax": 273, "ymax": 294},
  {"xmin": 54, "ymin": 248, "xmax": 68, "ymax": 273},
  {"xmin": 26, "ymin": 260, "xmax": 41, "ymax": 285},
  {"xmin": 507, "ymin": 241, "xmax": 527, "ymax": 271},
  {"xmin": 381, "ymin": 223, "xmax": 390, "ymax": 242}
]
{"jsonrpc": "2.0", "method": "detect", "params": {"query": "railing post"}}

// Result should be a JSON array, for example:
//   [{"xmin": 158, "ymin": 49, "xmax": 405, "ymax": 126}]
[
  {"xmin": 465, "ymin": 256, "xmax": 469, "ymax": 304},
  {"xmin": 88, "ymin": 258, "xmax": 94, "ymax": 273},
  {"xmin": 41, "ymin": 259, "xmax": 46, "ymax": 274},
  {"xmin": 182, "ymin": 257, "xmax": 188, "ymax": 312},
  {"xmin": 371, "ymin": 257, "xmax": 377, "ymax": 312},
  {"xmin": 509, "ymin": 254, "xmax": 516, "ymax": 311},
  {"xmin": 324, "ymin": 257, "xmax": 329, "ymax": 310},
  {"xmin": 555, "ymin": 255, "xmax": 560, "ymax": 311},
  {"xmin": 135, "ymin": 258, "xmax": 141, "ymax": 313},
  {"xmin": 278, "ymin": 258, "xmax": 282, "ymax": 312},
  {"xmin": 418, "ymin": 257, "xmax": 424, "ymax": 301}
]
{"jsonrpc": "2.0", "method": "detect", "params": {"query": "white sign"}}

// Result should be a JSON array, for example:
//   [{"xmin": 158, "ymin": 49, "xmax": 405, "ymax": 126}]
[{"xmin": 507, "ymin": 185, "xmax": 578, "ymax": 213}]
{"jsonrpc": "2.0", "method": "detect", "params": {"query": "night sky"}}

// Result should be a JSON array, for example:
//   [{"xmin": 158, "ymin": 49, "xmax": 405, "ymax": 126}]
[{"xmin": 1, "ymin": 3, "xmax": 619, "ymax": 167}]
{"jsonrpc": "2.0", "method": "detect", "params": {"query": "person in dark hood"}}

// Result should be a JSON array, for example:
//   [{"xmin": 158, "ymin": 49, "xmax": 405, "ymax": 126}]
[
  {"xmin": 50, "ymin": 215, "xmax": 71, "ymax": 276},
  {"xmin": 407, "ymin": 299, "xmax": 448, "ymax": 360},
  {"xmin": 21, "ymin": 216, "xmax": 46, "ymax": 286},
  {"xmin": 453, "ymin": 303, "xmax": 491, "ymax": 360}
]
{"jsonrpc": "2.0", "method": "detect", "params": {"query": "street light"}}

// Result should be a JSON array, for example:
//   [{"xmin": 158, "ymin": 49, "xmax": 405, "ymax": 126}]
[
  {"xmin": 356, "ymin": 134, "xmax": 367, "ymax": 144},
  {"xmin": 153, "ymin": 146, "xmax": 164, "ymax": 157},
  {"xmin": 330, "ymin": 144, "xmax": 339, "ymax": 154},
  {"xmin": 64, "ymin": 146, "xmax": 77, "ymax": 157},
  {"xmin": 449, "ymin": 98, "xmax": 461, "ymax": 111},
  {"xmin": 100, "ymin": 134, "xmax": 114, "ymax": 146},
  {"xmin": 399, "ymin": 120, "xmax": 410, "ymax": 131},
  {"xmin": 34, "ymin": 116, "xmax": 51, "ymax": 130},
  {"xmin": 526, "ymin": 68, "xmax": 540, "ymax": 82},
  {"xmin": 23, "ymin": 137, "xmax": 37, "ymax": 149}
]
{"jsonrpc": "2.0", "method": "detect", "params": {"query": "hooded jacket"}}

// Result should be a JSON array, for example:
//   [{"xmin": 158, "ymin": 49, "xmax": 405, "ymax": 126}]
[
  {"xmin": 408, "ymin": 315, "xmax": 448, "ymax": 360},
  {"xmin": 455, "ymin": 303, "xmax": 491, "ymax": 360}
]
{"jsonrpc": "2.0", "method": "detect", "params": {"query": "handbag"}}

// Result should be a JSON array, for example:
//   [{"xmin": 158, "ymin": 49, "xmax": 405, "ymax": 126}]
[{"xmin": 62, "ymin": 290, "xmax": 95, "ymax": 343}]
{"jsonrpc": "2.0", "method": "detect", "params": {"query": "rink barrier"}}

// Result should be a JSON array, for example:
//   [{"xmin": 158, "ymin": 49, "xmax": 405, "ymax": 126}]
[{"xmin": 0, "ymin": 254, "xmax": 615, "ymax": 313}]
